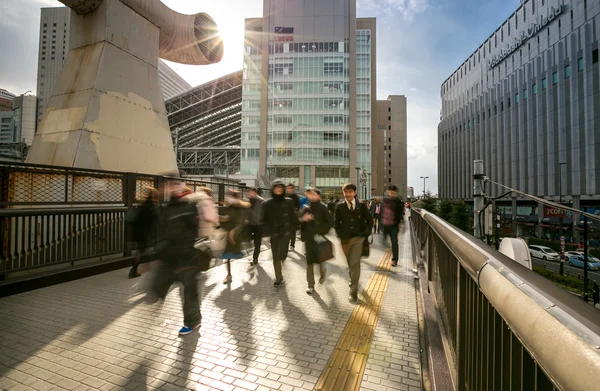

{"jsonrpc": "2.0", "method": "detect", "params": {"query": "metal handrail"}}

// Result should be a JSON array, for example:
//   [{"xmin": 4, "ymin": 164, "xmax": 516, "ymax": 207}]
[{"xmin": 412, "ymin": 208, "xmax": 600, "ymax": 390}]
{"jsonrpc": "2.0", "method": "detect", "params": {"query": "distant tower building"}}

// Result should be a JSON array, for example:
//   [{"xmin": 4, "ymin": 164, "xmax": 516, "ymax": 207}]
[
  {"xmin": 36, "ymin": 7, "xmax": 191, "ymax": 124},
  {"xmin": 0, "ymin": 89, "xmax": 16, "ymax": 112},
  {"xmin": 240, "ymin": 1, "xmax": 377, "ymax": 194}
]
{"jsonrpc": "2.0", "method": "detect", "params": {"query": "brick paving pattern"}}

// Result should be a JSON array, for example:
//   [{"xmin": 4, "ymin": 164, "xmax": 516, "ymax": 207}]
[{"xmin": 0, "ymin": 225, "xmax": 421, "ymax": 391}]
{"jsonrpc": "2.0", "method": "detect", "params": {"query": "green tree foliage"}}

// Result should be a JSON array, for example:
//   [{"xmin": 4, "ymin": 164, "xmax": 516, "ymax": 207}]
[
  {"xmin": 415, "ymin": 191, "xmax": 438, "ymax": 214},
  {"xmin": 450, "ymin": 200, "xmax": 470, "ymax": 232},
  {"xmin": 438, "ymin": 199, "xmax": 453, "ymax": 222}
]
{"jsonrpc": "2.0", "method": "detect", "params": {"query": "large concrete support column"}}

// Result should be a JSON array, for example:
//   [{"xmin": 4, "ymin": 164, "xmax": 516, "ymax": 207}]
[
  {"xmin": 27, "ymin": 0, "xmax": 223, "ymax": 174},
  {"xmin": 27, "ymin": 0, "xmax": 176, "ymax": 173}
]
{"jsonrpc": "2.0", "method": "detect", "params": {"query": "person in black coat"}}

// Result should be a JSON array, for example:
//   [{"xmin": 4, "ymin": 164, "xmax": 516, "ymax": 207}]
[
  {"xmin": 128, "ymin": 188, "xmax": 160, "ymax": 278},
  {"xmin": 286, "ymin": 183, "xmax": 301, "ymax": 250},
  {"xmin": 262, "ymin": 180, "xmax": 297, "ymax": 286},
  {"xmin": 299, "ymin": 188, "xmax": 334, "ymax": 295},
  {"xmin": 381, "ymin": 184, "xmax": 405, "ymax": 267},
  {"xmin": 335, "ymin": 183, "xmax": 373, "ymax": 304}
]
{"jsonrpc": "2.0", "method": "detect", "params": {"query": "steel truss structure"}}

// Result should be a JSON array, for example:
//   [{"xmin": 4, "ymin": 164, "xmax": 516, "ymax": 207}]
[{"xmin": 165, "ymin": 71, "xmax": 243, "ymax": 175}]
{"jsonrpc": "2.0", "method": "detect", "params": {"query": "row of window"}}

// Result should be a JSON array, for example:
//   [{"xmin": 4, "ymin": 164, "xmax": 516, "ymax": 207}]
[{"xmin": 244, "ymin": 148, "xmax": 351, "ymax": 159}]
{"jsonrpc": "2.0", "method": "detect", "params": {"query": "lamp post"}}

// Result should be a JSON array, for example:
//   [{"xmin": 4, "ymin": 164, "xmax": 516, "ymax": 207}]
[
  {"xmin": 420, "ymin": 176, "xmax": 429, "ymax": 198},
  {"xmin": 355, "ymin": 166, "xmax": 361, "ymax": 199},
  {"xmin": 368, "ymin": 173, "xmax": 372, "ymax": 199},
  {"xmin": 559, "ymin": 161, "xmax": 566, "ymax": 275}
]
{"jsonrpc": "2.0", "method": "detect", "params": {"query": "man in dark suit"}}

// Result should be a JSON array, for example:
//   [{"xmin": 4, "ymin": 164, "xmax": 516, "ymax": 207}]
[{"xmin": 335, "ymin": 183, "xmax": 373, "ymax": 304}]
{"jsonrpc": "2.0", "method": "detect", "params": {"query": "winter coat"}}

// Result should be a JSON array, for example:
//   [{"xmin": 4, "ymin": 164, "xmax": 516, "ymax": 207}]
[
  {"xmin": 156, "ymin": 191, "xmax": 199, "ymax": 268},
  {"xmin": 248, "ymin": 196, "xmax": 264, "ymax": 226},
  {"xmin": 300, "ymin": 201, "xmax": 334, "ymax": 264},
  {"xmin": 131, "ymin": 197, "xmax": 159, "ymax": 246},
  {"xmin": 220, "ymin": 201, "xmax": 250, "ymax": 254},
  {"xmin": 181, "ymin": 190, "xmax": 218, "ymax": 238},
  {"xmin": 262, "ymin": 181, "xmax": 296, "ymax": 238}
]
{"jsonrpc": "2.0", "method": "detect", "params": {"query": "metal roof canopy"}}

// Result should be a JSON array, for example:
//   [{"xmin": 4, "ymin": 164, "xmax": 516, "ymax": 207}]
[{"xmin": 165, "ymin": 70, "xmax": 243, "ymax": 174}]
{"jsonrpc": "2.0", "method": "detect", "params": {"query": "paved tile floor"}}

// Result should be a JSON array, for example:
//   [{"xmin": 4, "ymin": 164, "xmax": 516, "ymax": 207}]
[{"xmin": 0, "ymin": 223, "xmax": 421, "ymax": 391}]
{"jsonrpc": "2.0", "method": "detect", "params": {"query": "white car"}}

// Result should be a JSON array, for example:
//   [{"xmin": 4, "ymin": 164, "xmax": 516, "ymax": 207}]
[{"xmin": 529, "ymin": 245, "xmax": 560, "ymax": 261}]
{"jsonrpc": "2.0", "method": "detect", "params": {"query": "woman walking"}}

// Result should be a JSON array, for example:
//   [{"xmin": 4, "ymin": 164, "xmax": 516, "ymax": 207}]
[
  {"xmin": 128, "ymin": 188, "xmax": 160, "ymax": 278},
  {"xmin": 220, "ymin": 190, "xmax": 250, "ymax": 284}
]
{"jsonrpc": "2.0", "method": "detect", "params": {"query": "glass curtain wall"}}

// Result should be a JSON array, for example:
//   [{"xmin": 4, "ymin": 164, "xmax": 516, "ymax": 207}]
[
  {"xmin": 267, "ymin": 41, "xmax": 350, "ymax": 187},
  {"xmin": 240, "ymin": 43, "xmax": 262, "ymax": 176},
  {"xmin": 356, "ymin": 29, "xmax": 372, "ymax": 176}
]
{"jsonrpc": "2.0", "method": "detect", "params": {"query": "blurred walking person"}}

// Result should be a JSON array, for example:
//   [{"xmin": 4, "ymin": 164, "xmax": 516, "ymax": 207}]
[
  {"xmin": 381, "ymin": 185, "xmax": 405, "ymax": 267},
  {"xmin": 369, "ymin": 197, "xmax": 382, "ymax": 234},
  {"xmin": 247, "ymin": 187, "xmax": 264, "ymax": 266},
  {"xmin": 300, "ymin": 188, "xmax": 334, "ymax": 295},
  {"xmin": 286, "ymin": 183, "xmax": 300, "ymax": 250},
  {"xmin": 151, "ymin": 178, "xmax": 210, "ymax": 336},
  {"xmin": 220, "ymin": 190, "xmax": 250, "ymax": 284},
  {"xmin": 128, "ymin": 188, "xmax": 160, "ymax": 278},
  {"xmin": 335, "ymin": 183, "xmax": 373, "ymax": 304},
  {"xmin": 262, "ymin": 180, "xmax": 296, "ymax": 286}
]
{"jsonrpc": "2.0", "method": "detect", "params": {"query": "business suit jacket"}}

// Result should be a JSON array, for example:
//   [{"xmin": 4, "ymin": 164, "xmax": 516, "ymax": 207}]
[{"xmin": 334, "ymin": 201, "xmax": 373, "ymax": 241}]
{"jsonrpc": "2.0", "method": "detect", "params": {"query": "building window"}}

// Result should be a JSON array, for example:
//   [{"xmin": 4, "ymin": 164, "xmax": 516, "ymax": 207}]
[
  {"xmin": 578, "ymin": 57, "xmax": 584, "ymax": 71},
  {"xmin": 552, "ymin": 72, "xmax": 558, "ymax": 84},
  {"xmin": 53, "ymin": 23, "xmax": 56, "ymax": 26},
  {"xmin": 532, "ymin": 83, "xmax": 537, "ymax": 95},
  {"xmin": 513, "ymin": 95, "xmax": 517, "ymax": 105},
  {"xmin": 388, "ymin": 116, "xmax": 391, "ymax": 121},
  {"xmin": 592, "ymin": 49, "xmax": 598, "ymax": 64},
  {"xmin": 43, "ymin": 23, "xmax": 47, "ymax": 27},
  {"xmin": 523, "ymin": 89, "xmax": 527, "ymax": 100},
  {"xmin": 564, "ymin": 65, "xmax": 571, "ymax": 78},
  {"xmin": 42, "ymin": 57, "xmax": 45, "ymax": 60},
  {"xmin": 389, "ymin": 154, "xmax": 391, "ymax": 159},
  {"xmin": 51, "ymin": 57, "xmax": 55, "ymax": 60},
  {"xmin": 542, "ymin": 78, "xmax": 547, "ymax": 90},
  {"xmin": 500, "ymin": 102, "xmax": 504, "ymax": 112}
]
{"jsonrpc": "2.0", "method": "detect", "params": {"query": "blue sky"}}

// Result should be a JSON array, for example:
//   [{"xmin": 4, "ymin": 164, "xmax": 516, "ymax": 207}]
[{"xmin": 0, "ymin": 0, "xmax": 523, "ymax": 195}]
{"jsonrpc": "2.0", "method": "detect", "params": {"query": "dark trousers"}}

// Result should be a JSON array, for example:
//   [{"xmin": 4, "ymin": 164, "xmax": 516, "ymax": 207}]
[
  {"xmin": 383, "ymin": 225, "xmax": 399, "ymax": 261},
  {"xmin": 152, "ymin": 262, "xmax": 202, "ymax": 327},
  {"xmin": 249, "ymin": 224, "xmax": 263, "ymax": 261},
  {"xmin": 271, "ymin": 234, "xmax": 290, "ymax": 280}
]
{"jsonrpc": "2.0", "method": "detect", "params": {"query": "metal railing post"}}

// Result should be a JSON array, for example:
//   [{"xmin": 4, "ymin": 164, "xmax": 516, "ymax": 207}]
[{"xmin": 124, "ymin": 172, "xmax": 136, "ymax": 256}]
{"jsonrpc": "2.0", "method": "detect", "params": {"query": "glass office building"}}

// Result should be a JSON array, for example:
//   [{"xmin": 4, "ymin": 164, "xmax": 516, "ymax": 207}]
[{"xmin": 241, "ymin": 0, "xmax": 376, "ymax": 194}]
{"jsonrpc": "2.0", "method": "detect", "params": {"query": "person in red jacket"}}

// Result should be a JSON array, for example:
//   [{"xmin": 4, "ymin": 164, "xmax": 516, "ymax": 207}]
[{"xmin": 381, "ymin": 184, "xmax": 405, "ymax": 267}]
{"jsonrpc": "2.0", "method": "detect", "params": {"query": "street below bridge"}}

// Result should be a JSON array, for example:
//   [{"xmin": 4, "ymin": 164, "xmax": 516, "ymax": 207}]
[{"xmin": 532, "ymin": 257, "xmax": 600, "ymax": 286}]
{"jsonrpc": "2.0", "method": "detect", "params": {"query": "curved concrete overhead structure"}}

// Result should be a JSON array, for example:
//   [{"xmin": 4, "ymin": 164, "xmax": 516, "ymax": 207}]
[{"xmin": 27, "ymin": 0, "xmax": 223, "ymax": 174}]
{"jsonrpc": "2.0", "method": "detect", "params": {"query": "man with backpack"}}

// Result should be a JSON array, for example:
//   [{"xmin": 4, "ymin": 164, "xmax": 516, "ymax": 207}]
[
  {"xmin": 151, "ymin": 178, "xmax": 210, "ymax": 336},
  {"xmin": 335, "ymin": 183, "xmax": 373, "ymax": 304}
]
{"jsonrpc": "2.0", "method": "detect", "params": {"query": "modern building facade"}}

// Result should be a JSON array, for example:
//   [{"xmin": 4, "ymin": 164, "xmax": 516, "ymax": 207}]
[
  {"xmin": 13, "ymin": 95, "xmax": 38, "ymax": 146},
  {"xmin": 36, "ymin": 7, "xmax": 70, "ymax": 124},
  {"xmin": 438, "ymin": 0, "xmax": 600, "ymax": 238},
  {"xmin": 36, "ymin": 7, "xmax": 191, "ymax": 124},
  {"xmin": 240, "ymin": 0, "xmax": 377, "ymax": 194},
  {"xmin": 372, "ymin": 95, "xmax": 407, "ymax": 197},
  {"xmin": 0, "ymin": 89, "xmax": 15, "ymax": 112},
  {"xmin": 158, "ymin": 61, "xmax": 192, "ymax": 99}
]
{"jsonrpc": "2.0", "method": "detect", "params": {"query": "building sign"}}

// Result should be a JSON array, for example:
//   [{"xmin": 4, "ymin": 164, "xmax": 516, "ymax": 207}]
[
  {"xmin": 274, "ymin": 26, "xmax": 294, "ymax": 34},
  {"xmin": 274, "ymin": 26, "xmax": 294, "ymax": 42},
  {"xmin": 544, "ymin": 207, "xmax": 572, "ymax": 218},
  {"xmin": 488, "ymin": 5, "xmax": 562, "ymax": 69}
]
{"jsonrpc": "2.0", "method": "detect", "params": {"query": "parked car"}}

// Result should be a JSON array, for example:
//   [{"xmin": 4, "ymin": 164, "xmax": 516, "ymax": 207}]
[
  {"xmin": 564, "ymin": 251, "xmax": 600, "ymax": 263},
  {"xmin": 529, "ymin": 245, "xmax": 560, "ymax": 261},
  {"xmin": 566, "ymin": 255, "xmax": 600, "ymax": 271}
]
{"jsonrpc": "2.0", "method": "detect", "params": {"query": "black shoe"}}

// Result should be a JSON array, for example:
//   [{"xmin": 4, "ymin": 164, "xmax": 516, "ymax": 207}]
[
  {"xmin": 348, "ymin": 293, "xmax": 358, "ymax": 304},
  {"xmin": 128, "ymin": 269, "xmax": 141, "ymax": 279},
  {"xmin": 274, "ymin": 279, "xmax": 284, "ymax": 287}
]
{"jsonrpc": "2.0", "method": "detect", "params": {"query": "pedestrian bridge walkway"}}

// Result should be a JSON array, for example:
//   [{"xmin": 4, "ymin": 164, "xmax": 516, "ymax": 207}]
[{"xmin": 0, "ymin": 224, "xmax": 421, "ymax": 391}]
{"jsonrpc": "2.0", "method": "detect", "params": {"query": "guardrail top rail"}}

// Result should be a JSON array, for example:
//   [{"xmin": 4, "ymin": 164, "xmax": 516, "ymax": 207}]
[{"xmin": 411, "ymin": 207, "xmax": 600, "ymax": 391}]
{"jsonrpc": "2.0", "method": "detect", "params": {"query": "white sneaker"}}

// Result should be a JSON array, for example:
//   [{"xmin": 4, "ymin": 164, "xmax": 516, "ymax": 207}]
[{"xmin": 306, "ymin": 287, "xmax": 315, "ymax": 295}]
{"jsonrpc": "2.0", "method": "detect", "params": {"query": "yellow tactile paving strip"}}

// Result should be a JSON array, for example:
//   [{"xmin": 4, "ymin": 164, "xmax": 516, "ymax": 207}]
[{"xmin": 314, "ymin": 251, "xmax": 393, "ymax": 391}]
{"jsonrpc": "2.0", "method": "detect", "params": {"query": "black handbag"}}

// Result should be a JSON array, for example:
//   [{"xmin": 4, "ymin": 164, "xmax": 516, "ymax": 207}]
[
  {"xmin": 316, "ymin": 236, "xmax": 334, "ymax": 262},
  {"xmin": 362, "ymin": 237, "xmax": 370, "ymax": 257}
]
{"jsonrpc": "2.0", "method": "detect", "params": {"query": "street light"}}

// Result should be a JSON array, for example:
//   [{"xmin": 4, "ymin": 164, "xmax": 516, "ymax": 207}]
[
  {"xmin": 420, "ymin": 176, "xmax": 429, "ymax": 198},
  {"xmin": 355, "ymin": 167, "xmax": 361, "ymax": 199}
]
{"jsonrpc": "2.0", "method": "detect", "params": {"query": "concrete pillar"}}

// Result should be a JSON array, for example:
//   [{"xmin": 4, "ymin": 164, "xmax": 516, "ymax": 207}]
[
  {"xmin": 573, "ymin": 195, "xmax": 581, "ymax": 243},
  {"xmin": 27, "ymin": 0, "xmax": 179, "ymax": 174},
  {"xmin": 537, "ymin": 201, "xmax": 545, "ymax": 239}
]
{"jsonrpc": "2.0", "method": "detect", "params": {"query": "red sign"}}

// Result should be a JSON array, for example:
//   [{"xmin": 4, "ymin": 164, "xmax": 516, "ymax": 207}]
[
  {"xmin": 274, "ymin": 35, "xmax": 294, "ymax": 42},
  {"xmin": 544, "ymin": 207, "xmax": 571, "ymax": 218}
]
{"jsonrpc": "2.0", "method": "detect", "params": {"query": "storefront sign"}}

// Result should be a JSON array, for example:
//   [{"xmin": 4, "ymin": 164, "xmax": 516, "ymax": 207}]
[
  {"xmin": 274, "ymin": 35, "xmax": 294, "ymax": 42},
  {"xmin": 544, "ymin": 207, "xmax": 571, "ymax": 218},
  {"xmin": 488, "ymin": 5, "xmax": 562, "ymax": 69},
  {"xmin": 274, "ymin": 26, "xmax": 294, "ymax": 34}
]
